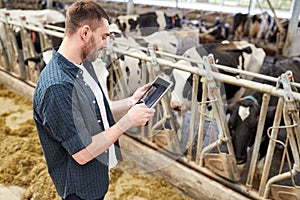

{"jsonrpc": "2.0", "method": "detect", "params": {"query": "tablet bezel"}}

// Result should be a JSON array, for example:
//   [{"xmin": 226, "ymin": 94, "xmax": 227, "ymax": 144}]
[{"xmin": 136, "ymin": 76, "xmax": 173, "ymax": 108}]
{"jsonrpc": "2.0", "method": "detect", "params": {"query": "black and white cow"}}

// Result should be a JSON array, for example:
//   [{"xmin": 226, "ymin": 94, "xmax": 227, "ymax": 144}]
[
  {"xmin": 266, "ymin": 18, "xmax": 300, "ymax": 51},
  {"xmin": 113, "ymin": 11, "xmax": 182, "ymax": 36},
  {"xmin": 232, "ymin": 13, "xmax": 249, "ymax": 41},
  {"xmin": 248, "ymin": 12, "xmax": 275, "ymax": 44},
  {"xmin": 167, "ymin": 40, "xmax": 267, "ymax": 157},
  {"xmin": 171, "ymin": 40, "xmax": 266, "ymax": 111},
  {"xmin": 0, "ymin": 9, "xmax": 65, "ymax": 81},
  {"xmin": 24, "ymin": 47, "xmax": 53, "ymax": 82},
  {"xmin": 199, "ymin": 17, "xmax": 230, "ymax": 43},
  {"xmin": 226, "ymin": 56, "xmax": 300, "ymax": 165},
  {"xmin": 106, "ymin": 29, "xmax": 199, "ymax": 97},
  {"xmin": 266, "ymin": 19, "xmax": 289, "ymax": 43},
  {"xmin": 233, "ymin": 12, "xmax": 279, "ymax": 45},
  {"xmin": 0, "ymin": 9, "xmax": 65, "ymax": 52},
  {"xmin": 168, "ymin": 41, "xmax": 266, "ymax": 153}
]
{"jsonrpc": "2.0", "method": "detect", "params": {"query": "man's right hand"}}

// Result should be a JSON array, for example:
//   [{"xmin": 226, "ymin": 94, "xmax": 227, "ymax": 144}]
[
  {"xmin": 116, "ymin": 103, "xmax": 155, "ymax": 133},
  {"xmin": 128, "ymin": 103, "xmax": 155, "ymax": 126}
]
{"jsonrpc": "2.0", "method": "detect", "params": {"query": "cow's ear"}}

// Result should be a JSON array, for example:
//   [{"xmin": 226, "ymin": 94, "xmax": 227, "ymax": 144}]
[
  {"xmin": 226, "ymin": 102, "xmax": 236, "ymax": 115},
  {"xmin": 227, "ymin": 103, "xmax": 239, "ymax": 129},
  {"xmin": 253, "ymin": 104, "xmax": 260, "ymax": 116}
]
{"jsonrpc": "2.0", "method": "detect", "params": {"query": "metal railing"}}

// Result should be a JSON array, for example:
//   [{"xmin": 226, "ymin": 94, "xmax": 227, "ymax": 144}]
[
  {"xmin": 0, "ymin": 10, "xmax": 299, "ymax": 199},
  {"xmin": 105, "ymin": 36, "xmax": 300, "ymax": 199}
]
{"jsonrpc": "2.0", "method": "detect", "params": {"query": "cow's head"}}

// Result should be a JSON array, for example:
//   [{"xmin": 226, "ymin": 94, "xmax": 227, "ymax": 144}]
[
  {"xmin": 226, "ymin": 96, "xmax": 260, "ymax": 164},
  {"xmin": 164, "ymin": 13, "xmax": 182, "ymax": 29}
]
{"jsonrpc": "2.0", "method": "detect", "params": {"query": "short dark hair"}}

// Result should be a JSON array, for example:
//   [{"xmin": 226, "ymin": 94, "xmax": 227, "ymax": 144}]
[{"xmin": 65, "ymin": 0, "xmax": 109, "ymax": 36}]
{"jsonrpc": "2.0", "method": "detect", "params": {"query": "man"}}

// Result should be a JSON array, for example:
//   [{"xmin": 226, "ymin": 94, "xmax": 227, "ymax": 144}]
[{"xmin": 33, "ymin": 1, "xmax": 154, "ymax": 200}]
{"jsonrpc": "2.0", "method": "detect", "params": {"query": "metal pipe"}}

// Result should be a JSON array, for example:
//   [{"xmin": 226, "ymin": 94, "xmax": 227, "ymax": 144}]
[
  {"xmin": 111, "ymin": 40, "xmax": 300, "ymax": 89},
  {"xmin": 247, "ymin": 94, "xmax": 271, "ymax": 190},
  {"xmin": 213, "ymin": 63, "xmax": 300, "ymax": 89},
  {"xmin": 199, "ymin": 139, "xmax": 222, "ymax": 167},
  {"xmin": 187, "ymin": 74, "xmax": 199, "ymax": 160},
  {"xmin": 0, "ymin": 16, "xmax": 65, "ymax": 38},
  {"xmin": 202, "ymin": 56, "xmax": 238, "ymax": 179},
  {"xmin": 151, "ymin": 118, "xmax": 167, "ymax": 132},
  {"xmin": 257, "ymin": 97, "xmax": 283, "ymax": 194},
  {"xmin": 283, "ymin": 103, "xmax": 300, "ymax": 169},
  {"xmin": 111, "ymin": 45, "xmax": 300, "ymax": 101},
  {"xmin": 44, "ymin": 24, "xmax": 65, "ymax": 32},
  {"xmin": 195, "ymin": 81, "xmax": 208, "ymax": 165},
  {"xmin": 263, "ymin": 165, "xmax": 298, "ymax": 198}
]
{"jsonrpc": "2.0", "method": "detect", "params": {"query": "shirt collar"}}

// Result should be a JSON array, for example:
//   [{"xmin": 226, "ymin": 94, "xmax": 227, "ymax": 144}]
[{"xmin": 52, "ymin": 49, "xmax": 80, "ymax": 77}]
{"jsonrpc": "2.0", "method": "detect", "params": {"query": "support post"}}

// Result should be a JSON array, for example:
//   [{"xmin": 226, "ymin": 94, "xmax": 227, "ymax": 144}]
[
  {"xmin": 127, "ymin": 0, "xmax": 134, "ymax": 15},
  {"xmin": 47, "ymin": 0, "xmax": 53, "ymax": 9},
  {"xmin": 283, "ymin": 0, "xmax": 300, "ymax": 57}
]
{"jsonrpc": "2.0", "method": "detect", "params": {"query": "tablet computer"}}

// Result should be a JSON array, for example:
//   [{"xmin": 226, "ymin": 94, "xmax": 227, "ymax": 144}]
[{"xmin": 136, "ymin": 76, "xmax": 173, "ymax": 108}]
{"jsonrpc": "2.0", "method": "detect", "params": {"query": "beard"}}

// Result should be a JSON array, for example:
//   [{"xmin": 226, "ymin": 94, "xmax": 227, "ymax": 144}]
[{"xmin": 82, "ymin": 35, "xmax": 99, "ymax": 62}]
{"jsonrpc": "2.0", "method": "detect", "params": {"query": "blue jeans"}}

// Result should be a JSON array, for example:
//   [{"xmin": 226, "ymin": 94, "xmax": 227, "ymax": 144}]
[{"xmin": 63, "ymin": 194, "xmax": 104, "ymax": 200}]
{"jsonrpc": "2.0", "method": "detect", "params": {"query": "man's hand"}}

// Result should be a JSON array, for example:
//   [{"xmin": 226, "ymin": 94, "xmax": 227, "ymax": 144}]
[
  {"xmin": 129, "ymin": 83, "xmax": 151, "ymax": 108},
  {"xmin": 128, "ymin": 103, "xmax": 155, "ymax": 126},
  {"xmin": 116, "ymin": 103, "xmax": 155, "ymax": 132}
]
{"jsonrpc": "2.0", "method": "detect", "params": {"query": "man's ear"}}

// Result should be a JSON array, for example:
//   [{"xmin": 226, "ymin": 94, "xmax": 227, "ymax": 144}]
[{"xmin": 80, "ymin": 25, "xmax": 91, "ymax": 40}]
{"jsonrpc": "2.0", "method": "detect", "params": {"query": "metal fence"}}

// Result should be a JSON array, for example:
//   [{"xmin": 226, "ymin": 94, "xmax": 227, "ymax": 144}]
[{"xmin": 0, "ymin": 9, "xmax": 299, "ymax": 199}]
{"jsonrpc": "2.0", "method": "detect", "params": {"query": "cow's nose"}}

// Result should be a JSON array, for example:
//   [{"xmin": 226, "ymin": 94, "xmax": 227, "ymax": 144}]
[{"xmin": 236, "ymin": 155, "xmax": 247, "ymax": 164}]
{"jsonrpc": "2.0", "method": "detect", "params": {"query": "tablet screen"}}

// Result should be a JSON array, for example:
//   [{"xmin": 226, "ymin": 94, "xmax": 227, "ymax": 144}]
[{"xmin": 137, "ymin": 76, "xmax": 173, "ymax": 108}]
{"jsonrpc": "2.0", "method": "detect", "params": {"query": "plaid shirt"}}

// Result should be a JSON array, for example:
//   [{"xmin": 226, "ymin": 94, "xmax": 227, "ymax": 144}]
[{"xmin": 33, "ymin": 50, "xmax": 122, "ymax": 199}]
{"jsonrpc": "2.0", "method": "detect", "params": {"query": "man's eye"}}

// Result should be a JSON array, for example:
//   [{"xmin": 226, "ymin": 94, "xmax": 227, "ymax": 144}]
[{"xmin": 102, "ymin": 34, "xmax": 109, "ymax": 40}]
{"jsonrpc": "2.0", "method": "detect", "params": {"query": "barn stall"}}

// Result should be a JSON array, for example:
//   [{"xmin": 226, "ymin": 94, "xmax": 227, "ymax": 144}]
[{"xmin": 0, "ymin": 1, "xmax": 300, "ymax": 200}]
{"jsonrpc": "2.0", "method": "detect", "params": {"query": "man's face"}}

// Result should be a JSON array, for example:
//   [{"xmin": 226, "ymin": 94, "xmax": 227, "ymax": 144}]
[{"xmin": 84, "ymin": 18, "xmax": 110, "ymax": 62}]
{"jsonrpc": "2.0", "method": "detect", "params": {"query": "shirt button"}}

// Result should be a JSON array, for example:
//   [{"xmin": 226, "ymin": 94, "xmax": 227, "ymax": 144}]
[
  {"xmin": 93, "ymin": 100, "xmax": 96, "ymax": 104},
  {"xmin": 80, "ymin": 70, "xmax": 83, "ymax": 74},
  {"xmin": 76, "ymin": 75, "xmax": 79, "ymax": 78},
  {"xmin": 105, "ymin": 150, "xmax": 108, "ymax": 153},
  {"xmin": 98, "ymin": 120, "xmax": 101, "ymax": 123},
  {"xmin": 84, "ymin": 83, "xmax": 87, "ymax": 86}
]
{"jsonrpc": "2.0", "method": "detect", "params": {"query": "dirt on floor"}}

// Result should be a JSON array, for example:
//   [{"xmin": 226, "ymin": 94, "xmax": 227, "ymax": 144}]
[{"xmin": 0, "ymin": 82, "xmax": 192, "ymax": 200}]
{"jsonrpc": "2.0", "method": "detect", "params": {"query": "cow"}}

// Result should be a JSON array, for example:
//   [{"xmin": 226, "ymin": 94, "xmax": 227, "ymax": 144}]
[
  {"xmin": 0, "ymin": 9, "xmax": 65, "ymax": 53},
  {"xmin": 134, "ymin": 30, "xmax": 198, "ymax": 55},
  {"xmin": 24, "ymin": 48, "xmax": 53, "ymax": 83},
  {"xmin": 0, "ymin": 9, "xmax": 65, "ymax": 80},
  {"xmin": 233, "ymin": 12, "xmax": 280, "ymax": 45},
  {"xmin": 105, "ymin": 29, "xmax": 200, "ymax": 98},
  {"xmin": 266, "ymin": 19, "xmax": 290, "ymax": 43},
  {"xmin": 161, "ymin": 41, "xmax": 266, "ymax": 155},
  {"xmin": 226, "ymin": 56, "xmax": 300, "ymax": 174},
  {"xmin": 112, "ymin": 11, "xmax": 182, "ymax": 36},
  {"xmin": 209, "ymin": 17, "xmax": 230, "ymax": 41},
  {"xmin": 232, "ymin": 13, "xmax": 249, "ymax": 41},
  {"xmin": 137, "ymin": 40, "xmax": 265, "ymax": 144},
  {"xmin": 172, "ymin": 40, "xmax": 266, "ymax": 110},
  {"xmin": 199, "ymin": 17, "xmax": 230, "ymax": 43},
  {"xmin": 248, "ymin": 12, "xmax": 275, "ymax": 44}
]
